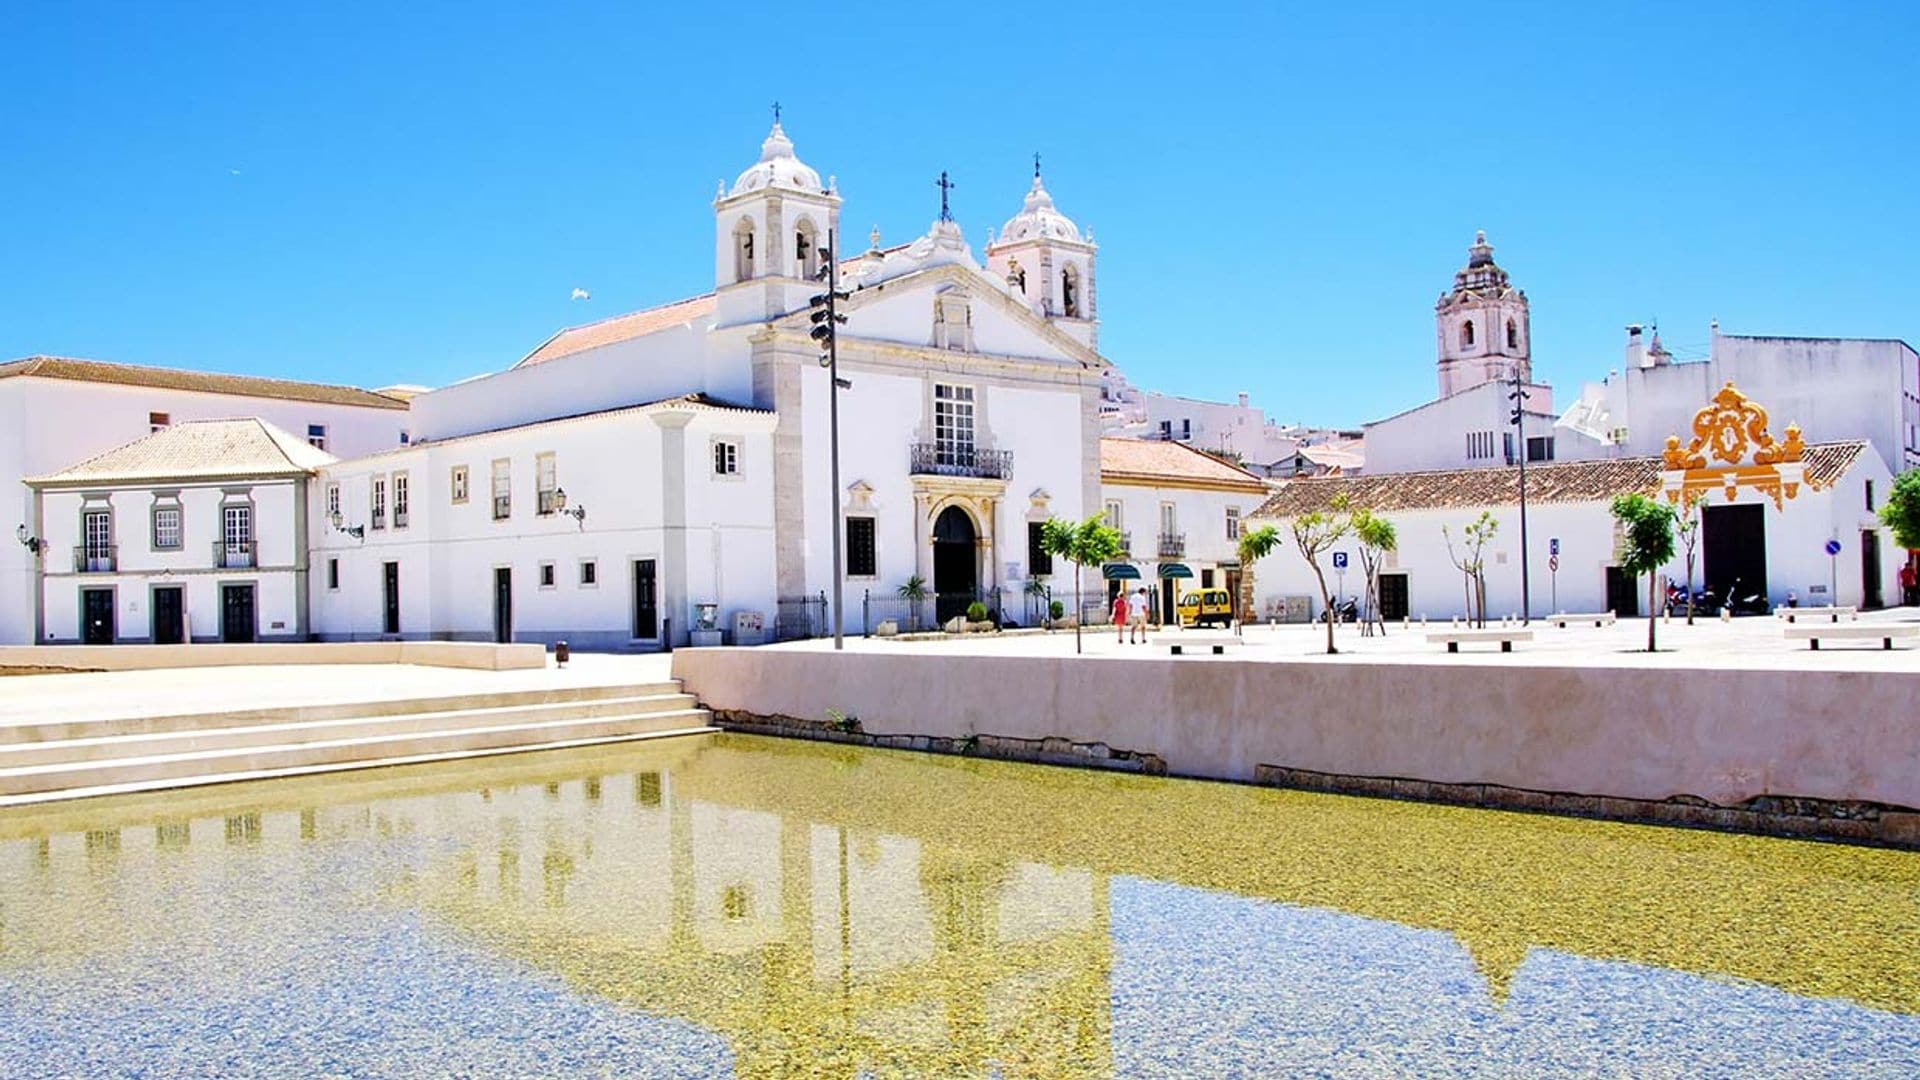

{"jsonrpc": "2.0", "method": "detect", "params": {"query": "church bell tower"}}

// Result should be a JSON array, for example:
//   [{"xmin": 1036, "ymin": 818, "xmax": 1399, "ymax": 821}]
[
  {"xmin": 1435, "ymin": 231, "xmax": 1530, "ymax": 396},
  {"xmin": 712, "ymin": 110, "xmax": 841, "ymax": 326},
  {"xmin": 985, "ymin": 156, "xmax": 1098, "ymax": 349}
]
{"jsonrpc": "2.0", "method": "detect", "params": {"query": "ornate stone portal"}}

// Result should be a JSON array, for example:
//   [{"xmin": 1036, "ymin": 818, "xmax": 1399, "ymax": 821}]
[
  {"xmin": 1660, "ymin": 382, "xmax": 1815, "ymax": 509},
  {"xmin": 910, "ymin": 476, "xmax": 1004, "ymax": 606}
]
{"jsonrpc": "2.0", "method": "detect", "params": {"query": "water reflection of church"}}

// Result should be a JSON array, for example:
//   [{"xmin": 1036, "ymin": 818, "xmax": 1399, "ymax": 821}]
[{"xmin": 426, "ymin": 765, "xmax": 1113, "ymax": 1078}]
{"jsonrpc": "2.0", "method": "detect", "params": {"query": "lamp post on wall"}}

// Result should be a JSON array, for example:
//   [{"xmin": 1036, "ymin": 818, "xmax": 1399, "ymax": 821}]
[
  {"xmin": 15, "ymin": 524, "xmax": 44, "ymax": 557},
  {"xmin": 1509, "ymin": 368, "xmax": 1532, "ymax": 624},
  {"xmin": 810, "ymin": 230, "xmax": 852, "ymax": 649}
]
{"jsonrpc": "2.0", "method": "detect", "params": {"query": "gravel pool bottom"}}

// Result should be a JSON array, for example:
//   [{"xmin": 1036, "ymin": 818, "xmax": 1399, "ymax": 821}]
[{"xmin": 0, "ymin": 732, "xmax": 1916, "ymax": 1078}]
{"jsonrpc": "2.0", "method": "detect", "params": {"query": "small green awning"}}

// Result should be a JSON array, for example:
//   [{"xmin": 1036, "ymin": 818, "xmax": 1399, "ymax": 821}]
[
  {"xmin": 1102, "ymin": 563, "xmax": 1142, "ymax": 581},
  {"xmin": 1157, "ymin": 563, "xmax": 1194, "ymax": 579}
]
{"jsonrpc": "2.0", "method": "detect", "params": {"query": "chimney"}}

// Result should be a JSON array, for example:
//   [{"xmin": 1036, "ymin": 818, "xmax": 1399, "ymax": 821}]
[
  {"xmin": 1625, "ymin": 324, "xmax": 1647, "ymax": 369},
  {"xmin": 1237, "ymin": 392, "xmax": 1249, "ymax": 408}
]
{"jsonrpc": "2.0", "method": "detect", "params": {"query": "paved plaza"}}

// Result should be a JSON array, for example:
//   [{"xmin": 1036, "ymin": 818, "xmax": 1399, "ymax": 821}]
[{"xmin": 778, "ymin": 607, "xmax": 1920, "ymax": 672}]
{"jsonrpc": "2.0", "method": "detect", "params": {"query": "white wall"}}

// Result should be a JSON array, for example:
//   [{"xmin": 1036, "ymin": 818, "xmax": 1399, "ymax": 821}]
[
  {"xmin": 2, "ymin": 375, "xmax": 405, "ymax": 644},
  {"xmin": 313, "ymin": 406, "xmax": 777, "ymax": 648},
  {"xmin": 35, "ymin": 479, "xmax": 306, "ymax": 643},
  {"xmin": 1249, "ymin": 459, "xmax": 1904, "ymax": 622},
  {"xmin": 1366, "ymin": 381, "xmax": 1556, "ymax": 475}
]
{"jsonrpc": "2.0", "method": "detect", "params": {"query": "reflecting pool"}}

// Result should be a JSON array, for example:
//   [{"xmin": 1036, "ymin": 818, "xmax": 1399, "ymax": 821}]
[{"xmin": 1, "ymin": 733, "xmax": 1917, "ymax": 1077}]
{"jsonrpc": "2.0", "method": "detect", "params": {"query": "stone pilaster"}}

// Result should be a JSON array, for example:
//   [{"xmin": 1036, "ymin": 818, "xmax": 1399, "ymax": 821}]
[
  {"xmin": 755, "ymin": 346, "xmax": 809, "ymax": 599},
  {"xmin": 657, "ymin": 411, "xmax": 694, "ymax": 647}
]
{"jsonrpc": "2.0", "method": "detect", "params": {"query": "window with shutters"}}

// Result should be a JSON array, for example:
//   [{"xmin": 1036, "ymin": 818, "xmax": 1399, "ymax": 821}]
[
  {"xmin": 370, "ymin": 476, "xmax": 387, "ymax": 530},
  {"xmin": 846, "ymin": 517, "xmax": 877, "ymax": 577},
  {"xmin": 491, "ymin": 459, "xmax": 511, "ymax": 520},
  {"xmin": 450, "ymin": 465, "xmax": 469, "ymax": 505},
  {"xmin": 392, "ymin": 472, "xmax": 410, "ymax": 528},
  {"xmin": 536, "ymin": 453, "xmax": 558, "ymax": 515}
]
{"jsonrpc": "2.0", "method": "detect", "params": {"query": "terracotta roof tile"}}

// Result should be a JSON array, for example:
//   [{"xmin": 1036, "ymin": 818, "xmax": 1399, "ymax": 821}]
[
  {"xmin": 1253, "ymin": 442, "xmax": 1866, "ymax": 517},
  {"xmin": 515, "ymin": 294, "xmax": 718, "ymax": 368},
  {"xmin": 0, "ymin": 356, "xmax": 408, "ymax": 410},
  {"xmin": 28, "ymin": 418, "xmax": 337, "ymax": 486},
  {"xmin": 1100, "ymin": 437, "xmax": 1269, "ymax": 492}
]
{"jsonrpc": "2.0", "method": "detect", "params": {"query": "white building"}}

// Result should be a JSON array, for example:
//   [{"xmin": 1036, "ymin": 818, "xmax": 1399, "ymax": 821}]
[
  {"xmin": 313, "ymin": 120, "xmax": 1110, "ymax": 645},
  {"xmin": 23, "ymin": 419, "xmax": 334, "ymax": 644},
  {"xmin": 1248, "ymin": 440, "xmax": 1900, "ymax": 622},
  {"xmin": 1097, "ymin": 437, "xmax": 1270, "ymax": 620},
  {"xmin": 311, "ymin": 394, "xmax": 778, "ymax": 648},
  {"xmin": 1556, "ymin": 325, "xmax": 1920, "ymax": 474},
  {"xmin": 2, "ymin": 357, "xmax": 410, "ymax": 644}
]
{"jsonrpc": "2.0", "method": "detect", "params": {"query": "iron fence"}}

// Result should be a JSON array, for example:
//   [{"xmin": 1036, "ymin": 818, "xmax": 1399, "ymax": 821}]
[{"xmin": 774, "ymin": 592, "xmax": 829, "ymax": 641}]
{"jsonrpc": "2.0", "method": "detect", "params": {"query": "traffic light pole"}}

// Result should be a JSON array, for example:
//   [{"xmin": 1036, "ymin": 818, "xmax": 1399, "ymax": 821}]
[
  {"xmin": 1510, "ymin": 370, "xmax": 1531, "ymax": 624},
  {"xmin": 811, "ymin": 232, "xmax": 851, "ymax": 651}
]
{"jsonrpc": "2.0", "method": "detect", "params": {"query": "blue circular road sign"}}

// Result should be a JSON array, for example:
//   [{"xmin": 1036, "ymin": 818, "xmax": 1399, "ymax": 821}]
[{"xmin": 1824, "ymin": 539, "xmax": 1843, "ymax": 557}]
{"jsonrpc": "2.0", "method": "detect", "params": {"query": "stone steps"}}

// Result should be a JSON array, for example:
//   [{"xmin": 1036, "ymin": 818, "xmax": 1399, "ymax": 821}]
[
  {"xmin": 0, "ymin": 681, "xmax": 715, "ymax": 805},
  {"xmin": 0, "ymin": 681, "xmax": 686, "ymax": 745}
]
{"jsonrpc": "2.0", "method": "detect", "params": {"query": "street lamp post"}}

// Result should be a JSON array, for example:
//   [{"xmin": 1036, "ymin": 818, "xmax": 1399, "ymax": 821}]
[
  {"xmin": 809, "ymin": 231, "xmax": 852, "ymax": 650},
  {"xmin": 1509, "ymin": 369, "xmax": 1532, "ymax": 624}
]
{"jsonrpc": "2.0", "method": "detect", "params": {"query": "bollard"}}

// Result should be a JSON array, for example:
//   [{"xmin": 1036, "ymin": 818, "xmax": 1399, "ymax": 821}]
[{"xmin": 555, "ymin": 640, "xmax": 570, "ymax": 667}]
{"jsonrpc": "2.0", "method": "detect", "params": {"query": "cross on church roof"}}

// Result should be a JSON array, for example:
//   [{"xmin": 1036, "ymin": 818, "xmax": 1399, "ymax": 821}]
[
  {"xmin": 770, "ymin": 101, "xmax": 781, "ymax": 124},
  {"xmin": 936, "ymin": 171, "xmax": 955, "ymax": 222},
  {"xmin": 1033, "ymin": 152, "xmax": 1042, "ymax": 179}
]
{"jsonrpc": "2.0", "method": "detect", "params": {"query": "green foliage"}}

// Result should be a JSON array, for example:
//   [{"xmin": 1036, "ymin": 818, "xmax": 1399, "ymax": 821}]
[
  {"xmin": 1351, "ymin": 508, "xmax": 1398, "ymax": 554},
  {"xmin": 825, "ymin": 708, "xmax": 860, "ymax": 734},
  {"xmin": 1289, "ymin": 498, "xmax": 1354, "ymax": 653},
  {"xmin": 1610, "ymin": 493, "xmax": 1677, "ymax": 575},
  {"xmin": 1049, "ymin": 599, "xmax": 1066, "ymax": 620},
  {"xmin": 896, "ymin": 574, "xmax": 928, "ymax": 602},
  {"xmin": 1235, "ymin": 523, "xmax": 1282, "ymax": 568},
  {"xmin": 1039, "ymin": 514, "xmax": 1124, "ymax": 569},
  {"xmin": 1881, "ymin": 469, "xmax": 1920, "ymax": 551},
  {"xmin": 965, "ymin": 600, "xmax": 989, "ymax": 623}
]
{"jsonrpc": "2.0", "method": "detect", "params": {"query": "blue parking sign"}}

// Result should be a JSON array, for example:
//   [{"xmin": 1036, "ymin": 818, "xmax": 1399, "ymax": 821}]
[{"xmin": 1332, "ymin": 551, "xmax": 1349, "ymax": 569}]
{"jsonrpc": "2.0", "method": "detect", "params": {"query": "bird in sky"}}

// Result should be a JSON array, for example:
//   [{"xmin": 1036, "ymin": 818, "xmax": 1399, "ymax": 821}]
[{"xmin": 570, "ymin": 287, "xmax": 590, "ymax": 301}]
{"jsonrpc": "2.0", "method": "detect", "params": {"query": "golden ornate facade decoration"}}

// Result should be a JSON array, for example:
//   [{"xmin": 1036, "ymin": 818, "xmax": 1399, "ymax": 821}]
[{"xmin": 1660, "ymin": 382, "xmax": 1812, "ymax": 509}]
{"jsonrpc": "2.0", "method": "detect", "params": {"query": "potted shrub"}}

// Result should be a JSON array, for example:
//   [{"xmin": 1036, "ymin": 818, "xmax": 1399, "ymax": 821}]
[{"xmin": 965, "ymin": 600, "xmax": 990, "ymax": 631}]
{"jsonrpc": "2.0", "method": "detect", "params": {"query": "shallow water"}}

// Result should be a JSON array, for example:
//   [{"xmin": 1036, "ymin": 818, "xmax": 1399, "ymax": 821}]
[{"xmin": 1, "ymin": 733, "xmax": 1916, "ymax": 1078}]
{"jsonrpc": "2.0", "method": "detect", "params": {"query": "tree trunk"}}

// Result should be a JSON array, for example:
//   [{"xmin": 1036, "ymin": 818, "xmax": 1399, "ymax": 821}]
[
  {"xmin": 1647, "ymin": 572, "xmax": 1658, "ymax": 652},
  {"xmin": 1312, "ymin": 566, "xmax": 1337, "ymax": 654},
  {"xmin": 1239, "ymin": 562, "xmax": 1255, "ymax": 633},
  {"xmin": 1073, "ymin": 564, "xmax": 1083, "ymax": 654},
  {"xmin": 1685, "ymin": 553, "xmax": 1696, "ymax": 625}
]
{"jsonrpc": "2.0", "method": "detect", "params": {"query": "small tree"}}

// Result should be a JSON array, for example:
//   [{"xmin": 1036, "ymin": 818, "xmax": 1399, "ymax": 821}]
[
  {"xmin": 1442, "ymin": 512, "xmax": 1498, "ymax": 627},
  {"xmin": 1350, "ymin": 507, "xmax": 1398, "ymax": 637},
  {"xmin": 1611, "ymin": 493, "xmax": 1677, "ymax": 652},
  {"xmin": 1289, "ymin": 496, "xmax": 1353, "ymax": 654},
  {"xmin": 1672, "ymin": 491, "xmax": 1706, "ymax": 624},
  {"xmin": 896, "ymin": 574, "xmax": 928, "ymax": 631},
  {"xmin": 1235, "ymin": 523, "xmax": 1283, "ymax": 634},
  {"xmin": 1883, "ymin": 469, "xmax": 1920, "ymax": 606},
  {"xmin": 1881, "ymin": 469, "xmax": 1920, "ymax": 550},
  {"xmin": 1039, "ymin": 515, "xmax": 1125, "ymax": 654}
]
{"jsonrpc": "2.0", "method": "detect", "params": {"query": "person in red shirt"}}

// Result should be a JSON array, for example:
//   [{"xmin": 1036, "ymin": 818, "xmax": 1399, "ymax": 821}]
[
  {"xmin": 1900, "ymin": 559, "xmax": 1917, "ymax": 606},
  {"xmin": 1112, "ymin": 591, "xmax": 1130, "ymax": 643}
]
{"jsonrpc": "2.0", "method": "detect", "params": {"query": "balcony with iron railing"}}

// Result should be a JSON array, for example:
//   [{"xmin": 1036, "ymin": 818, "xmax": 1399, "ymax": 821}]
[
  {"xmin": 909, "ymin": 442, "xmax": 1014, "ymax": 480},
  {"xmin": 1157, "ymin": 532, "xmax": 1186, "ymax": 558},
  {"xmin": 74, "ymin": 545, "xmax": 117, "ymax": 573},
  {"xmin": 213, "ymin": 540, "xmax": 257, "ymax": 569}
]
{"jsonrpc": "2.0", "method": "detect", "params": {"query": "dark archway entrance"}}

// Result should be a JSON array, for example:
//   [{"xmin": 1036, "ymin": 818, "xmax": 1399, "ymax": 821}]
[{"xmin": 932, "ymin": 506, "xmax": 978, "ymax": 624}]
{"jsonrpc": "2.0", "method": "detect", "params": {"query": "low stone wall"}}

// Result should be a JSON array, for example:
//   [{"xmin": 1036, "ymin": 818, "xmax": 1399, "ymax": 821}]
[
  {"xmin": 673, "ymin": 648, "xmax": 1920, "ymax": 848},
  {"xmin": 0, "ymin": 642, "xmax": 548, "ymax": 673}
]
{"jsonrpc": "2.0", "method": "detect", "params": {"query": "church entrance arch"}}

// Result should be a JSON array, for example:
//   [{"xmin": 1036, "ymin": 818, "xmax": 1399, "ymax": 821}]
[{"xmin": 932, "ymin": 506, "xmax": 978, "ymax": 624}]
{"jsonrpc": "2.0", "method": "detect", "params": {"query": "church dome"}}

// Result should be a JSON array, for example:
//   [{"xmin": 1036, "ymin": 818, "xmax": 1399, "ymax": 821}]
[
  {"xmin": 728, "ymin": 122, "xmax": 825, "ymax": 197},
  {"xmin": 998, "ymin": 175, "xmax": 1083, "ymax": 243}
]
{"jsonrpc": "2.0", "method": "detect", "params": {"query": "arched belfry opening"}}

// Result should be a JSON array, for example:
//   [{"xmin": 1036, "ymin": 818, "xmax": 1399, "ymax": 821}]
[
  {"xmin": 932, "ymin": 505, "xmax": 978, "ymax": 622},
  {"xmin": 732, "ymin": 218, "xmax": 756, "ymax": 283},
  {"xmin": 1461, "ymin": 319, "xmax": 1475, "ymax": 348}
]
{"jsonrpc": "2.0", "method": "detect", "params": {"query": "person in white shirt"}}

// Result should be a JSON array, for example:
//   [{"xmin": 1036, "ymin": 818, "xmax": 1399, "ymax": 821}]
[{"xmin": 1127, "ymin": 587, "xmax": 1150, "ymax": 644}]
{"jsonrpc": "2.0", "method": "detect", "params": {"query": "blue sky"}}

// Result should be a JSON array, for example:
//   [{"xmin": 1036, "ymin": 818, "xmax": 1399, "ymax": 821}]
[{"xmin": 4, "ymin": 2, "xmax": 1915, "ymax": 427}]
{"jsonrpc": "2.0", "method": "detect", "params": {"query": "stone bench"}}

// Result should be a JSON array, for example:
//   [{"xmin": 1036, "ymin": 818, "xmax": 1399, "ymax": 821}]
[
  {"xmin": 1777, "ymin": 606, "xmax": 1858, "ymax": 624},
  {"xmin": 1155, "ymin": 632, "xmax": 1238, "ymax": 656},
  {"xmin": 1784, "ymin": 624, "xmax": 1917, "ymax": 650},
  {"xmin": 1427, "ymin": 629, "xmax": 1534, "ymax": 654},
  {"xmin": 1547, "ymin": 612, "xmax": 1616, "ymax": 628}
]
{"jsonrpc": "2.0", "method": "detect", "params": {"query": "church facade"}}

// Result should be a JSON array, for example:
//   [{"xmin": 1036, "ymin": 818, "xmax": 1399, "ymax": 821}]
[{"xmin": 311, "ymin": 121, "xmax": 1109, "ymax": 646}]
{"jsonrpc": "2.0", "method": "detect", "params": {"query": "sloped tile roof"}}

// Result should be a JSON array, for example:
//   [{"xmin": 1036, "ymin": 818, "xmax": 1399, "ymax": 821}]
[
  {"xmin": 348, "ymin": 393, "xmax": 773, "ymax": 460},
  {"xmin": 1253, "ymin": 441, "xmax": 1867, "ymax": 517},
  {"xmin": 29, "ymin": 418, "xmax": 338, "ymax": 486},
  {"xmin": 515, "ymin": 294, "xmax": 718, "ymax": 368},
  {"xmin": 1100, "ymin": 437, "xmax": 1270, "ymax": 492},
  {"xmin": 0, "ymin": 356, "xmax": 408, "ymax": 410}
]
